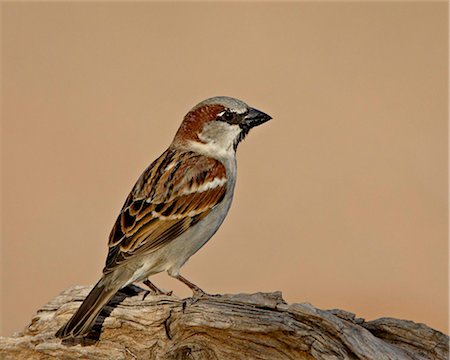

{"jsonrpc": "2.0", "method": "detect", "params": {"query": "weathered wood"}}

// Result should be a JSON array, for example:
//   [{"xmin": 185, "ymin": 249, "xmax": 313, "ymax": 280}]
[{"xmin": 0, "ymin": 285, "xmax": 448, "ymax": 359}]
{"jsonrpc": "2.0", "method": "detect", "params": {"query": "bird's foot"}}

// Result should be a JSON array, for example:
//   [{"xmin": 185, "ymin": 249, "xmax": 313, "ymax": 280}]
[
  {"xmin": 170, "ymin": 273, "xmax": 212, "ymax": 299},
  {"xmin": 155, "ymin": 288, "xmax": 173, "ymax": 296},
  {"xmin": 191, "ymin": 286, "xmax": 208, "ymax": 299},
  {"xmin": 142, "ymin": 279, "xmax": 173, "ymax": 299}
]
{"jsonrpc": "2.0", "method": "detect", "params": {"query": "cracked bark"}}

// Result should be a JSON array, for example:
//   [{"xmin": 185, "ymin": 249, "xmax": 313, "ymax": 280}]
[{"xmin": 0, "ymin": 285, "xmax": 448, "ymax": 360}]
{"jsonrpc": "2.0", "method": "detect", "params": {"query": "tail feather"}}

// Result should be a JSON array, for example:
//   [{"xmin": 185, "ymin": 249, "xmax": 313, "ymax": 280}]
[{"xmin": 56, "ymin": 278, "xmax": 120, "ymax": 339}]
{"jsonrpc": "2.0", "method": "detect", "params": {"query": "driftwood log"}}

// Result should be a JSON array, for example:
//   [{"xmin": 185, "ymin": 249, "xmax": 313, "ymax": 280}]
[{"xmin": 0, "ymin": 285, "xmax": 448, "ymax": 359}]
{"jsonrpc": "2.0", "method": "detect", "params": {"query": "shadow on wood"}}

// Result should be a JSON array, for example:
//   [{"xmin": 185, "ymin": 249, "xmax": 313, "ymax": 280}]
[{"xmin": 0, "ymin": 285, "xmax": 448, "ymax": 359}]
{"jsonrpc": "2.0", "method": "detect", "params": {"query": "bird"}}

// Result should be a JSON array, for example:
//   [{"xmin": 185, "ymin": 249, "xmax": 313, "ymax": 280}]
[{"xmin": 55, "ymin": 96, "xmax": 272, "ymax": 339}]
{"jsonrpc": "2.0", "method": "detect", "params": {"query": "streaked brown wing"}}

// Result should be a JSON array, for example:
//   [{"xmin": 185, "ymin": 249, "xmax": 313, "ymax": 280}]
[{"xmin": 103, "ymin": 149, "xmax": 227, "ymax": 274}]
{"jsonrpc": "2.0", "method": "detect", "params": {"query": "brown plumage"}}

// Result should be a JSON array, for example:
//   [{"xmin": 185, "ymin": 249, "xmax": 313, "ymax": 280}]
[
  {"xmin": 55, "ymin": 96, "xmax": 271, "ymax": 339},
  {"xmin": 106, "ymin": 150, "xmax": 227, "ymax": 264}
]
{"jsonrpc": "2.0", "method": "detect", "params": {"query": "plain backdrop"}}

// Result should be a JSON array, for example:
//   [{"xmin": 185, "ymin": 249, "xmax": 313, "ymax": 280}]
[{"xmin": 1, "ymin": 2, "xmax": 448, "ymax": 336}]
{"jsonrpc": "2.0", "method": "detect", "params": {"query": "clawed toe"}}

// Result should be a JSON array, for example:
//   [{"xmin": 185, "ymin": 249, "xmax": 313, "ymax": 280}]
[
  {"xmin": 161, "ymin": 289, "xmax": 173, "ymax": 296},
  {"xmin": 143, "ymin": 279, "xmax": 172, "ymax": 297},
  {"xmin": 142, "ymin": 290, "xmax": 151, "ymax": 301},
  {"xmin": 192, "ymin": 289, "xmax": 208, "ymax": 298}
]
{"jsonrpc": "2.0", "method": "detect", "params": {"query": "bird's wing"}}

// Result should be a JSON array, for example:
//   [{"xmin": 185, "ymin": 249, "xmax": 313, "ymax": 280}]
[{"xmin": 103, "ymin": 148, "xmax": 228, "ymax": 274}]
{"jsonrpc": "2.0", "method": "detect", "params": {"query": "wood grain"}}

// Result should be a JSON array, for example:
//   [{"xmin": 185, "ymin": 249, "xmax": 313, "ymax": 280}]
[{"xmin": 0, "ymin": 285, "xmax": 448, "ymax": 359}]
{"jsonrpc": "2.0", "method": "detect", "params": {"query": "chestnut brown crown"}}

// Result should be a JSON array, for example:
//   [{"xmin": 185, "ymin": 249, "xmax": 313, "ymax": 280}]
[{"xmin": 173, "ymin": 96, "xmax": 271, "ymax": 149}]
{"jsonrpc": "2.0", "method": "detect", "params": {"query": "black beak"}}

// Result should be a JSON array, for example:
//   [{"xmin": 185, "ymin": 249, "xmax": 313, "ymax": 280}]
[{"xmin": 243, "ymin": 107, "xmax": 272, "ymax": 129}]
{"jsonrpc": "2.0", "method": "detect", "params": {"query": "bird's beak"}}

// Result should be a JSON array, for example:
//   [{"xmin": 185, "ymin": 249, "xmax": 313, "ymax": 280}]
[{"xmin": 243, "ymin": 107, "xmax": 272, "ymax": 128}]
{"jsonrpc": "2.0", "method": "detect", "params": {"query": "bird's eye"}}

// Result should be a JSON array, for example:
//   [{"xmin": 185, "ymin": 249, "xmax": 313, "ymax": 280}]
[{"xmin": 222, "ymin": 111, "xmax": 234, "ymax": 122}]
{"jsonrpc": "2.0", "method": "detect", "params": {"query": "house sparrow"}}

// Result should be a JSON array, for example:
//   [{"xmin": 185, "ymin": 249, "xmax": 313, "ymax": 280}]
[{"xmin": 56, "ymin": 96, "xmax": 271, "ymax": 339}]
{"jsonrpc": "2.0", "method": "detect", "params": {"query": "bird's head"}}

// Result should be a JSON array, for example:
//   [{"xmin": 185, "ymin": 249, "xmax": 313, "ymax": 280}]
[{"xmin": 173, "ymin": 96, "xmax": 272, "ymax": 158}]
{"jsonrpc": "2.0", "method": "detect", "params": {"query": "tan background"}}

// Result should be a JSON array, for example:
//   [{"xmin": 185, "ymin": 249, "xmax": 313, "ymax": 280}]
[{"xmin": 1, "ymin": 2, "xmax": 448, "ymax": 336}]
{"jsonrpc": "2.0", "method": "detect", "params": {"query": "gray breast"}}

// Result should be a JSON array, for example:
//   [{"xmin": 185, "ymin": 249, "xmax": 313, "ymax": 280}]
[{"xmin": 158, "ymin": 156, "xmax": 237, "ymax": 276}]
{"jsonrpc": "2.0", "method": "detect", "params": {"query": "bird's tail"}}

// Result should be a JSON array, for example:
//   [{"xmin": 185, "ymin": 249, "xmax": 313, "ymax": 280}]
[{"xmin": 55, "ymin": 277, "xmax": 120, "ymax": 339}]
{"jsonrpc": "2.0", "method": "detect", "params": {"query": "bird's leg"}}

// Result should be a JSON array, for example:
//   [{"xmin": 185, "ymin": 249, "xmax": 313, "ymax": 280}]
[
  {"xmin": 170, "ymin": 273, "xmax": 207, "ymax": 297},
  {"xmin": 143, "ymin": 279, "xmax": 172, "ymax": 296}
]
